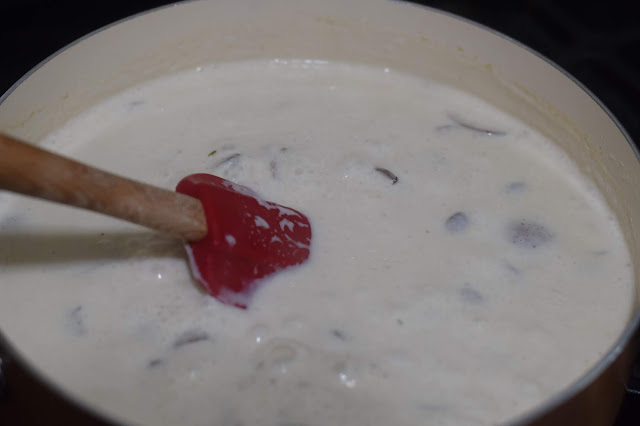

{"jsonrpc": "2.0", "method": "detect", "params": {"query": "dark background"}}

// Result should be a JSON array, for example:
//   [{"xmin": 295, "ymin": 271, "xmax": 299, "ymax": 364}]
[{"xmin": 0, "ymin": 0, "xmax": 639, "ymax": 424}]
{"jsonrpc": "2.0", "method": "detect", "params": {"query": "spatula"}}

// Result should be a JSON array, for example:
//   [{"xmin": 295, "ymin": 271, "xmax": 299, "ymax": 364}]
[{"xmin": 0, "ymin": 134, "xmax": 312, "ymax": 308}]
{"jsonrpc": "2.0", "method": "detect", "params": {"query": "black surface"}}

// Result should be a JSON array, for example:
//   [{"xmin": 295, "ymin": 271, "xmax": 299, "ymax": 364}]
[{"xmin": 1, "ymin": 0, "xmax": 639, "ymax": 425}]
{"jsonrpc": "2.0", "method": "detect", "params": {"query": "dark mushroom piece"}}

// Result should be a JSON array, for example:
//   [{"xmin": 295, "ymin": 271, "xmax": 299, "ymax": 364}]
[
  {"xmin": 445, "ymin": 114, "xmax": 507, "ymax": 136},
  {"xmin": 375, "ymin": 167, "xmax": 398, "ymax": 185},
  {"xmin": 173, "ymin": 329, "xmax": 211, "ymax": 349}
]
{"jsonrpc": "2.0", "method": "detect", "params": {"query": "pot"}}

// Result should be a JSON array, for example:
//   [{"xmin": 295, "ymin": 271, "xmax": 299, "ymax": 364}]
[{"xmin": 0, "ymin": 0, "xmax": 638, "ymax": 424}]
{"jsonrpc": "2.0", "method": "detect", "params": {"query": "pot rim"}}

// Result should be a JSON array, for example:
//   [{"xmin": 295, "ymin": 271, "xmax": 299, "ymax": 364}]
[{"xmin": 1, "ymin": 0, "xmax": 639, "ymax": 424}]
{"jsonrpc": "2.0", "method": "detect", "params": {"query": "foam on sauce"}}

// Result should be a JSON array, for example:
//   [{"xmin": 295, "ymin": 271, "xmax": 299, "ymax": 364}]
[{"xmin": 0, "ymin": 60, "xmax": 634, "ymax": 425}]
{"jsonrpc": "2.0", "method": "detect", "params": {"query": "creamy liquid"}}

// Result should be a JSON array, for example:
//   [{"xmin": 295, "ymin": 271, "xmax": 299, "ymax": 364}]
[{"xmin": 0, "ymin": 60, "xmax": 634, "ymax": 426}]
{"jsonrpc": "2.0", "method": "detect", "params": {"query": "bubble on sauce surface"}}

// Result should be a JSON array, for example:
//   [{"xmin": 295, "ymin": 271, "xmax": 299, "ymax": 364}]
[
  {"xmin": 247, "ymin": 324, "xmax": 270, "ymax": 344},
  {"xmin": 150, "ymin": 263, "xmax": 167, "ymax": 280},
  {"xmin": 253, "ymin": 338, "xmax": 307, "ymax": 375},
  {"xmin": 333, "ymin": 360, "xmax": 358, "ymax": 389},
  {"xmin": 445, "ymin": 212, "xmax": 468, "ymax": 233},
  {"xmin": 509, "ymin": 219, "xmax": 553, "ymax": 248},
  {"xmin": 270, "ymin": 345, "xmax": 298, "ymax": 373},
  {"xmin": 282, "ymin": 316, "xmax": 306, "ymax": 332}
]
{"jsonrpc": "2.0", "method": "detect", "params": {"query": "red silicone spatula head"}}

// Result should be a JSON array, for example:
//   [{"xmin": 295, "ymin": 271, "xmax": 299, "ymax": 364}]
[{"xmin": 176, "ymin": 173, "xmax": 311, "ymax": 308}]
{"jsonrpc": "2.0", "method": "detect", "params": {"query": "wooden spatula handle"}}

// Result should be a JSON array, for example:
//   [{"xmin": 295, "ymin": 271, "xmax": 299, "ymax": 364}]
[{"xmin": 0, "ymin": 134, "xmax": 207, "ymax": 241}]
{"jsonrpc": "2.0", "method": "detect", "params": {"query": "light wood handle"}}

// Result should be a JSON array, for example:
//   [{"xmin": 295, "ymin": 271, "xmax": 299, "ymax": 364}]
[{"xmin": 0, "ymin": 134, "xmax": 207, "ymax": 241}]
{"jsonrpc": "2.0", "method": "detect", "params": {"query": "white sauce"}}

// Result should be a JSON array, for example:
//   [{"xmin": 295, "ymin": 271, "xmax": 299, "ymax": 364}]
[
  {"xmin": 224, "ymin": 234, "xmax": 237, "ymax": 247},
  {"xmin": 255, "ymin": 216, "xmax": 270, "ymax": 229},
  {"xmin": 0, "ymin": 60, "xmax": 634, "ymax": 425}
]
